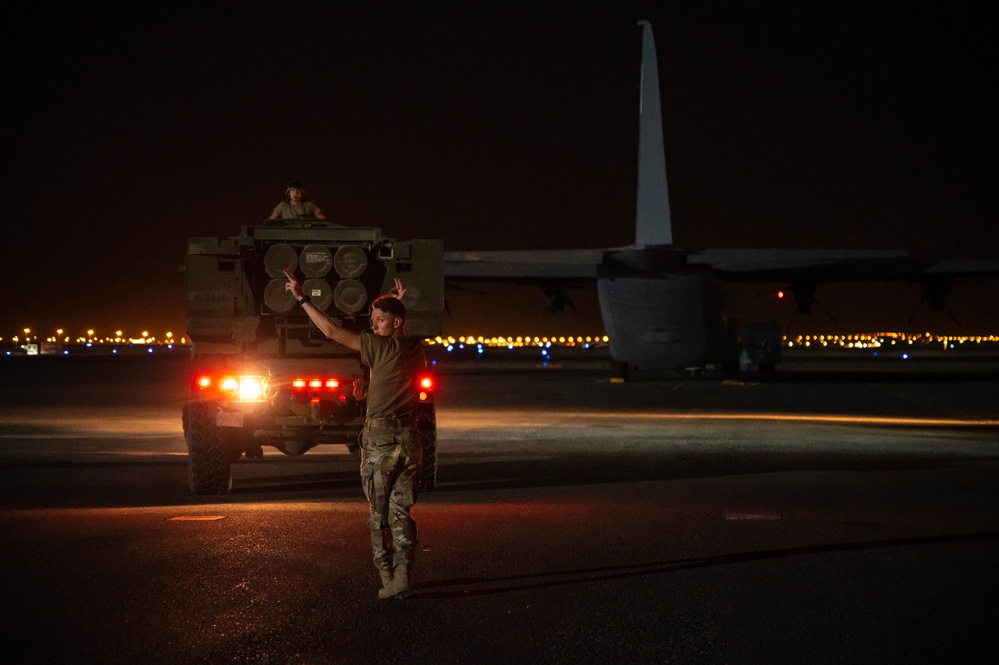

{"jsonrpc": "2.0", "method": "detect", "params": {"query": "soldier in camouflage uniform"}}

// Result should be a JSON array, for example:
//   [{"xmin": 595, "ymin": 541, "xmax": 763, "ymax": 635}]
[
  {"xmin": 284, "ymin": 270, "xmax": 425, "ymax": 600},
  {"xmin": 360, "ymin": 416, "xmax": 422, "ymax": 598}
]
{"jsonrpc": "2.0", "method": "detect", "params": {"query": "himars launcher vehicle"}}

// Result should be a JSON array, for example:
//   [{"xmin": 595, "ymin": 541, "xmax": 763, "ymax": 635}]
[{"xmin": 183, "ymin": 222, "xmax": 445, "ymax": 494}]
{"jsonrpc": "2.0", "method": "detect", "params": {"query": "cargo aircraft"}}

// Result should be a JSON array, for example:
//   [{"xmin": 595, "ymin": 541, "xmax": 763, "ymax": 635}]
[{"xmin": 443, "ymin": 21, "xmax": 999, "ymax": 374}]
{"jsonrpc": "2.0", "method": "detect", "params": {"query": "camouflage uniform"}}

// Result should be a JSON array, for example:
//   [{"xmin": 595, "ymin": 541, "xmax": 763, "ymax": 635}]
[
  {"xmin": 358, "ymin": 332, "xmax": 426, "ymax": 588},
  {"xmin": 360, "ymin": 420, "xmax": 422, "ymax": 574}
]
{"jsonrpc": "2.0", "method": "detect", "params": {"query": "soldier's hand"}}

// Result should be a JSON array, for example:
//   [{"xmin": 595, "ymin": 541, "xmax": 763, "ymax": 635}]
[
  {"xmin": 352, "ymin": 377, "xmax": 368, "ymax": 400},
  {"xmin": 389, "ymin": 277, "xmax": 406, "ymax": 301},
  {"xmin": 283, "ymin": 269, "xmax": 303, "ymax": 299}
]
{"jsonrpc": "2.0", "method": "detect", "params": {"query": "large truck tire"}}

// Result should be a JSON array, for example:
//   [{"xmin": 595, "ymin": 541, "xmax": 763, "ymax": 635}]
[
  {"xmin": 184, "ymin": 400, "xmax": 233, "ymax": 494},
  {"xmin": 416, "ymin": 402, "xmax": 437, "ymax": 492}
]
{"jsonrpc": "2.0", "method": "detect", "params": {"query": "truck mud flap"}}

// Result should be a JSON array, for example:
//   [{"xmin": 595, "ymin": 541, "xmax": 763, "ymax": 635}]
[{"xmin": 417, "ymin": 402, "xmax": 437, "ymax": 492}]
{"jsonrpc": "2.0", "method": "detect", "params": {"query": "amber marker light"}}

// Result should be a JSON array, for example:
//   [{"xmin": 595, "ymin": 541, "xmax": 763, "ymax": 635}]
[{"xmin": 210, "ymin": 375, "xmax": 268, "ymax": 402}]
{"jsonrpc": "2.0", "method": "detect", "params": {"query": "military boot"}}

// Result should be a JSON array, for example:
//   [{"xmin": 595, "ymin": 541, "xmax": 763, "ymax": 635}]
[
  {"xmin": 377, "ymin": 565, "xmax": 410, "ymax": 600},
  {"xmin": 378, "ymin": 570, "xmax": 394, "ymax": 592}
]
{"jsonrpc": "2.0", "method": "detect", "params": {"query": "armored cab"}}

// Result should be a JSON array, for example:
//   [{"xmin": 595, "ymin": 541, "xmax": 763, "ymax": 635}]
[{"xmin": 183, "ymin": 222, "xmax": 444, "ymax": 494}]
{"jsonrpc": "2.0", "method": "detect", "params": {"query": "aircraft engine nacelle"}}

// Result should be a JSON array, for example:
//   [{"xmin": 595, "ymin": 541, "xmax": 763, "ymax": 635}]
[{"xmin": 597, "ymin": 274, "xmax": 725, "ymax": 369}]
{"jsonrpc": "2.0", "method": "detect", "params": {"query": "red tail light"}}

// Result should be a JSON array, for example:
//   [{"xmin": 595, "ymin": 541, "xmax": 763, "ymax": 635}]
[
  {"xmin": 291, "ymin": 377, "xmax": 346, "ymax": 394},
  {"xmin": 418, "ymin": 375, "xmax": 434, "ymax": 401}
]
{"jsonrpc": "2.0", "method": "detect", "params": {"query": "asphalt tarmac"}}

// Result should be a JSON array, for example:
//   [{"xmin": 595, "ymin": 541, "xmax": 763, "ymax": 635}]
[{"xmin": 1, "ymin": 352, "xmax": 997, "ymax": 664}]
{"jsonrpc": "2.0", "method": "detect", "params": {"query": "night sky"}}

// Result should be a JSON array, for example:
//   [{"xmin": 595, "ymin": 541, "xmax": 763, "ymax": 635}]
[{"xmin": 3, "ymin": 2, "xmax": 996, "ymax": 340}]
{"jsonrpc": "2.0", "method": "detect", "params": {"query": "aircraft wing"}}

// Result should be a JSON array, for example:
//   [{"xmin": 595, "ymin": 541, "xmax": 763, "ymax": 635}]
[
  {"xmin": 686, "ymin": 249, "xmax": 999, "ymax": 283},
  {"xmin": 444, "ymin": 247, "xmax": 999, "ymax": 284},
  {"xmin": 443, "ymin": 249, "xmax": 604, "ymax": 280}
]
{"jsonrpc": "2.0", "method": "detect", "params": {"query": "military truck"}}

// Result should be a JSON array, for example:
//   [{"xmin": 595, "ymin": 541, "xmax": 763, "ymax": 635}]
[{"xmin": 183, "ymin": 222, "xmax": 444, "ymax": 494}]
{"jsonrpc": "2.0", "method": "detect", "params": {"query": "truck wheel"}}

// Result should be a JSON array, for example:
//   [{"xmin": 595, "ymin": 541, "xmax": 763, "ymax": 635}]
[
  {"xmin": 185, "ymin": 400, "xmax": 232, "ymax": 494},
  {"xmin": 416, "ymin": 402, "xmax": 437, "ymax": 492}
]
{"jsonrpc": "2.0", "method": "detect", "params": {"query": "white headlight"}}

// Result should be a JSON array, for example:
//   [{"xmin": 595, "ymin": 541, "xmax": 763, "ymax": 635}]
[{"xmin": 238, "ymin": 377, "xmax": 264, "ymax": 401}]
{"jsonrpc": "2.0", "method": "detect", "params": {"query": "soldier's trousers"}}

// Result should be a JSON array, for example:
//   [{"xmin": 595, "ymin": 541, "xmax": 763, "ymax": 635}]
[{"xmin": 360, "ymin": 424, "xmax": 422, "ymax": 573}]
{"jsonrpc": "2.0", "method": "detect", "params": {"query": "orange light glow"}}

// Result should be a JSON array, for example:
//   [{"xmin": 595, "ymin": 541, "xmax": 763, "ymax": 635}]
[
  {"xmin": 325, "ymin": 379, "xmax": 339, "ymax": 388},
  {"xmin": 292, "ymin": 379, "xmax": 307, "ymax": 388},
  {"xmin": 197, "ymin": 376, "xmax": 212, "ymax": 389},
  {"xmin": 526, "ymin": 411, "xmax": 999, "ymax": 428}
]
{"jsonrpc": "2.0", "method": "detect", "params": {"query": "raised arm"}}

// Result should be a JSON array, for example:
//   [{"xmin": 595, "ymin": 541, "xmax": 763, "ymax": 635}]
[{"xmin": 283, "ymin": 269, "xmax": 361, "ymax": 351}]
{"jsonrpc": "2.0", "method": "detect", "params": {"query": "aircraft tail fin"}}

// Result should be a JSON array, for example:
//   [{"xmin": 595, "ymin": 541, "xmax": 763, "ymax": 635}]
[{"xmin": 635, "ymin": 20, "xmax": 673, "ymax": 247}]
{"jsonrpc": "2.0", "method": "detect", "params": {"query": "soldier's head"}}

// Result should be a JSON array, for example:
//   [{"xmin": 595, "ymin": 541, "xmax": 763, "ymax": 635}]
[
  {"xmin": 285, "ymin": 181, "xmax": 305, "ymax": 202},
  {"xmin": 370, "ymin": 295, "xmax": 407, "ymax": 337}
]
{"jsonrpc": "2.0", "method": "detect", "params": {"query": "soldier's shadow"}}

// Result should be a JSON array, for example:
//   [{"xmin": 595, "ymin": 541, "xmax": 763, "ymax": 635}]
[{"xmin": 410, "ymin": 530, "xmax": 999, "ymax": 599}]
